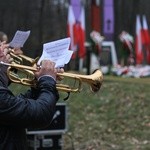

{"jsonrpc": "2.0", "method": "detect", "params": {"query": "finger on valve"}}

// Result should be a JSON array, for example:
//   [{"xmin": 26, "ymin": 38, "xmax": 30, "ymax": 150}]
[
  {"xmin": 56, "ymin": 67, "xmax": 64, "ymax": 81},
  {"xmin": 13, "ymin": 48, "xmax": 23, "ymax": 55}
]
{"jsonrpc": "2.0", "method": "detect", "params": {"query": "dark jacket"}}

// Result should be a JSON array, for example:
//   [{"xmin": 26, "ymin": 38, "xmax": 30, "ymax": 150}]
[{"xmin": 0, "ymin": 65, "xmax": 59, "ymax": 150}]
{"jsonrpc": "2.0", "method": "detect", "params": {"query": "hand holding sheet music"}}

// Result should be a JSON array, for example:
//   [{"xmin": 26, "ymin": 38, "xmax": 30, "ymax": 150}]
[
  {"xmin": 38, "ymin": 38, "xmax": 73, "ymax": 68},
  {"xmin": 9, "ymin": 30, "xmax": 30, "ymax": 48}
]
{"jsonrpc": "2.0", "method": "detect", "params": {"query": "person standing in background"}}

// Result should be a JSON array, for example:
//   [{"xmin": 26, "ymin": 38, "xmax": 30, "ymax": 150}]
[{"xmin": 0, "ymin": 31, "xmax": 8, "ymax": 42}]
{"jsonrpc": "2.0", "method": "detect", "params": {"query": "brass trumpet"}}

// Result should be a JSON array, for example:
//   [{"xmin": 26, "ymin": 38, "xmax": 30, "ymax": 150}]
[{"xmin": 2, "ymin": 51, "xmax": 103, "ymax": 93}]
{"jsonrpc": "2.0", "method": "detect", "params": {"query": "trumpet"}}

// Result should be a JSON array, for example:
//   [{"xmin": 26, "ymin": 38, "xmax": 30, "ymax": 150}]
[{"xmin": 1, "ymin": 51, "xmax": 103, "ymax": 93}]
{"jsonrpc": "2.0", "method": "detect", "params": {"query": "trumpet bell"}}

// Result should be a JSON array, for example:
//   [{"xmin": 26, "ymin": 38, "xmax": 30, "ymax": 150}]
[
  {"xmin": 57, "ymin": 69, "xmax": 103, "ymax": 93},
  {"xmin": 89, "ymin": 69, "xmax": 103, "ymax": 92}
]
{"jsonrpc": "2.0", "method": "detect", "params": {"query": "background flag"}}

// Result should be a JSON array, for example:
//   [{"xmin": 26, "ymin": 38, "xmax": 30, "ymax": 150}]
[
  {"xmin": 103, "ymin": 0, "xmax": 114, "ymax": 40},
  {"xmin": 135, "ymin": 15, "xmax": 143, "ymax": 64},
  {"xmin": 67, "ymin": 0, "xmax": 86, "ymax": 59},
  {"xmin": 67, "ymin": 5, "xmax": 76, "ymax": 52},
  {"xmin": 91, "ymin": 0, "xmax": 101, "ymax": 32},
  {"xmin": 142, "ymin": 15, "xmax": 150, "ymax": 64}
]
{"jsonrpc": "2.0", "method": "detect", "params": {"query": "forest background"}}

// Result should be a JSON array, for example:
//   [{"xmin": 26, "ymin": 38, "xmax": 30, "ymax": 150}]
[{"xmin": 0, "ymin": 0, "xmax": 150, "ymax": 61}]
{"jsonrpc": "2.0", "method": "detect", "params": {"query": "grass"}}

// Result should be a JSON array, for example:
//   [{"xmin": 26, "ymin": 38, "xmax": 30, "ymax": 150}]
[{"xmin": 9, "ymin": 75, "xmax": 150, "ymax": 150}]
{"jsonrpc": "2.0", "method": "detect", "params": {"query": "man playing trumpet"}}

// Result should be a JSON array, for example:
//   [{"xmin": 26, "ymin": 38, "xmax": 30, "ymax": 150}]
[{"xmin": 0, "ymin": 42, "xmax": 64, "ymax": 150}]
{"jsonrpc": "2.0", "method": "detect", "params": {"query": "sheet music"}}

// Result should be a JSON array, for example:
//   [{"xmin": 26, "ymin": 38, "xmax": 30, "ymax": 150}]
[
  {"xmin": 38, "ymin": 37, "xmax": 73, "ymax": 68},
  {"xmin": 9, "ymin": 30, "xmax": 30, "ymax": 48}
]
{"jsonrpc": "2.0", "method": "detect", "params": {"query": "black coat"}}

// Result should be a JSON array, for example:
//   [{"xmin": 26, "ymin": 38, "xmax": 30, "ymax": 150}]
[{"xmin": 0, "ymin": 66, "xmax": 59, "ymax": 150}]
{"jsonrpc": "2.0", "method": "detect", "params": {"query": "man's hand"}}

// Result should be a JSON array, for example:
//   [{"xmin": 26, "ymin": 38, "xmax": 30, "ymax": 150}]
[
  {"xmin": 56, "ymin": 68, "xmax": 64, "ymax": 81},
  {"xmin": 13, "ymin": 48, "xmax": 23, "ymax": 55},
  {"xmin": 0, "ymin": 41, "xmax": 9, "ymax": 53},
  {"xmin": 35, "ymin": 60, "xmax": 57, "ymax": 80},
  {"xmin": 0, "ymin": 42, "xmax": 12, "ymax": 63}
]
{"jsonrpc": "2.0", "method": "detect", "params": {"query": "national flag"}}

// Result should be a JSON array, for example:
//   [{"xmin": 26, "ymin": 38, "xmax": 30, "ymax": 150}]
[
  {"xmin": 142, "ymin": 15, "xmax": 150, "ymax": 64},
  {"xmin": 67, "ymin": 5, "xmax": 76, "ymax": 52},
  {"xmin": 67, "ymin": 0, "xmax": 86, "ymax": 59},
  {"xmin": 76, "ymin": 5, "xmax": 86, "ymax": 58},
  {"xmin": 135, "ymin": 15, "xmax": 143, "ymax": 64},
  {"xmin": 141, "ymin": 15, "xmax": 150, "ymax": 45}
]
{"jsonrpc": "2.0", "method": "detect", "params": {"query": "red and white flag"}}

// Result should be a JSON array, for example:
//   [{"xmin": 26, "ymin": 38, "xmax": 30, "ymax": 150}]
[
  {"xmin": 135, "ymin": 15, "xmax": 143, "ymax": 64},
  {"xmin": 67, "ymin": 5, "xmax": 76, "ymax": 51},
  {"xmin": 142, "ymin": 15, "xmax": 150, "ymax": 64},
  {"xmin": 67, "ymin": 1, "xmax": 86, "ymax": 59},
  {"xmin": 74, "ymin": 6, "xmax": 86, "ymax": 58}
]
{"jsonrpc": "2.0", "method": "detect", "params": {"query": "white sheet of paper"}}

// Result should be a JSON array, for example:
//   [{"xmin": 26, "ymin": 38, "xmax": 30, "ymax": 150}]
[
  {"xmin": 38, "ymin": 37, "xmax": 73, "ymax": 68},
  {"xmin": 9, "ymin": 30, "xmax": 30, "ymax": 48}
]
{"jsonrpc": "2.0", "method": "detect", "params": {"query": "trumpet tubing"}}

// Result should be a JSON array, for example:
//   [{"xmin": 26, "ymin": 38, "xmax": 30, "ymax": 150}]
[{"xmin": 9, "ymin": 49, "xmax": 38, "ymax": 65}]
